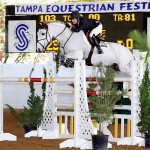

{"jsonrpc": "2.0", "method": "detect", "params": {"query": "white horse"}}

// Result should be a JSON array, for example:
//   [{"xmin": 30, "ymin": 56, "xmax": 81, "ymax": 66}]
[{"xmin": 37, "ymin": 21, "xmax": 134, "ymax": 75}]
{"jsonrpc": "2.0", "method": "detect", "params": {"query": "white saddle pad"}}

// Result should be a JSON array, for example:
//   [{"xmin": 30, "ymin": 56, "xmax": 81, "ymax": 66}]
[{"xmin": 100, "ymin": 41, "xmax": 109, "ymax": 48}]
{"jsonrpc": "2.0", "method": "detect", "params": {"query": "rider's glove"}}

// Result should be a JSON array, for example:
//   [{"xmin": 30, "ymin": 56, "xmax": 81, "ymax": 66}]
[
  {"xmin": 64, "ymin": 58, "xmax": 74, "ymax": 68},
  {"xmin": 66, "ymin": 23, "xmax": 71, "ymax": 28}
]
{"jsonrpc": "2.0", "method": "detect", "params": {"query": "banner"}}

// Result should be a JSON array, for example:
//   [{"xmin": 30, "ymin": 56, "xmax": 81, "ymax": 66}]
[
  {"xmin": 8, "ymin": 20, "xmax": 36, "ymax": 53},
  {"xmin": 15, "ymin": 1, "xmax": 150, "ymax": 14}
]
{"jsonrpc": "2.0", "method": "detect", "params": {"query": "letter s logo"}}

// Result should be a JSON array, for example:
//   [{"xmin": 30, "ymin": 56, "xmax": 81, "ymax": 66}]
[{"xmin": 15, "ymin": 24, "xmax": 29, "ymax": 51}]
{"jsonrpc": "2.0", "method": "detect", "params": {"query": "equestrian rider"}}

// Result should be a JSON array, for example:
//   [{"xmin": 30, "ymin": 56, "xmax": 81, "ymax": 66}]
[{"xmin": 69, "ymin": 11, "xmax": 103, "ymax": 54}]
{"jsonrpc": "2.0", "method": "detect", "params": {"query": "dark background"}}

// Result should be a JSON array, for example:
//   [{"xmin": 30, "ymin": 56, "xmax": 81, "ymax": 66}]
[{"xmin": 5, "ymin": 5, "xmax": 150, "ymax": 52}]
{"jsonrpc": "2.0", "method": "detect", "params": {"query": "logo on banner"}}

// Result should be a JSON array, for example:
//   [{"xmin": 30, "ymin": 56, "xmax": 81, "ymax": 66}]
[
  {"xmin": 14, "ymin": 23, "xmax": 33, "ymax": 51},
  {"xmin": 8, "ymin": 20, "xmax": 36, "ymax": 53}
]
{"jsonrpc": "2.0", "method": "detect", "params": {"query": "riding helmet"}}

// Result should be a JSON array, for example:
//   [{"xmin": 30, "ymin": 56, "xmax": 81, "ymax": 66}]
[{"xmin": 70, "ymin": 11, "xmax": 80, "ymax": 19}]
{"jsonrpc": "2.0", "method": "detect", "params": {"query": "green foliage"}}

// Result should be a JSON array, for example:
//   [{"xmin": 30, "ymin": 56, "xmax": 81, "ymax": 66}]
[
  {"xmin": 6, "ymin": 68, "xmax": 46, "ymax": 127},
  {"xmin": 42, "ymin": 67, "xmax": 46, "ymax": 101},
  {"xmin": 138, "ymin": 64, "xmax": 150, "ymax": 134},
  {"xmin": 129, "ymin": 30, "xmax": 150, "ymax": 63},
  {"xmin": 55, "ymin": 50, "xmax": 61, "ymax": 73},
  {"xmin": 89, "ymin": 63, "xmax": 124, "ymax": 132}
]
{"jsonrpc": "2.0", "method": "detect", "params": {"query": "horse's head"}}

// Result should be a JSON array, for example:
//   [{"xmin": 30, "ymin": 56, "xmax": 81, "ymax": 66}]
[
  {"xmin": 36, "ymin": 21, "xmax": 68, "ymax": 52},
  {"xmin": 36, "ymin": 21, "xmax": 85, "ymax": 68},
  {"xmin": 37, "ymin": 23, "xmax": 52, "ymax": 52}
]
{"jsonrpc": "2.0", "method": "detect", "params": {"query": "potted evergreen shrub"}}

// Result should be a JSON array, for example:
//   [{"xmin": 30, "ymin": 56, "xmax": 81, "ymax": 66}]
[
  {"xmin": 6, "ymin": 68, "xmax": 46, "ymax": 133},
  {"xmin": 89, "ymin": 63, "xmax": 124, "ymax": 150},
  {"xmin": 138, "ymin": 64, "xmax": 150, "ymax": 147}
]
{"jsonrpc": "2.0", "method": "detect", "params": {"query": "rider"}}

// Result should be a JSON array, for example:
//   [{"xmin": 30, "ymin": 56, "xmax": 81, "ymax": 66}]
[{"xmin": 69, "ymin": 11, "xmax": 103, "ymax": 54}]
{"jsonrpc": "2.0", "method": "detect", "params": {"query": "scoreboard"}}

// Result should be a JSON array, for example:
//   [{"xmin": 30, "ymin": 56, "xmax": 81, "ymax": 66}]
[
  {"xmin": 38, "ymin": 12, "xmax": 145, "ymax": 48},
  {"xmin": 5, "ymin": 4, "xmax": 150, "ymax": 52}
]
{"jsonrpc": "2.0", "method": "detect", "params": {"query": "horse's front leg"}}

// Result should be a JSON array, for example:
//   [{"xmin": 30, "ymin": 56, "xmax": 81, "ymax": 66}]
[{"xmin": 85, "ymin": 58, "xmax": 93, "ymax": 66}]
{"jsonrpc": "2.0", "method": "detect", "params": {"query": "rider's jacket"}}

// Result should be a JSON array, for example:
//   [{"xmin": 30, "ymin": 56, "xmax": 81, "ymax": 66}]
[{"xmin": 71, "ymin": 17, "xmax": 101, "ymax": 33}]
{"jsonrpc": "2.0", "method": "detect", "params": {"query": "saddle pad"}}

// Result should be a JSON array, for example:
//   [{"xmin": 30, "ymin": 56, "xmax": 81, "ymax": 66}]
[{"xmin": 100, "ymin": 41, "xmax": 109, "ymax": 47}]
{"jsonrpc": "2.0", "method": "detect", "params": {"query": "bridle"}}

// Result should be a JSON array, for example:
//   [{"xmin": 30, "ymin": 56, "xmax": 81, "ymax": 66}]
[{"xmin": 37, "ymin": 29, "xmax": 52, "ymax": 51}]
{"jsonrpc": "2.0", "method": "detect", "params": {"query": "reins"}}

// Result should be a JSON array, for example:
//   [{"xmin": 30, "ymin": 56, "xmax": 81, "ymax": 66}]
[
  {"xmin": 54, "ymin": 25, "xmax": 74, "ymax": 52},
  {"xmin": 61, "ymin": 32, "xmax": 73, "ymax": 51},
  {"xmin": 55, "ymin": 25, "xmax": 67, "ymax": 39}
]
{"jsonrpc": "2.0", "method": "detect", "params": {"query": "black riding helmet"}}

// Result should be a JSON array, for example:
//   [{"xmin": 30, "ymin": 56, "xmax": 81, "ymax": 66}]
[{"xmin": 70, "ymin": 11, "xmax": 80, "ymax": 19}]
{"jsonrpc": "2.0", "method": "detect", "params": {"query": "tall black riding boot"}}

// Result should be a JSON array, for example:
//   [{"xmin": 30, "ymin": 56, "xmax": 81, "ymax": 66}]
[{"xmin": 92, "ymin": 34, "xmax": 103, "ymax": 54}]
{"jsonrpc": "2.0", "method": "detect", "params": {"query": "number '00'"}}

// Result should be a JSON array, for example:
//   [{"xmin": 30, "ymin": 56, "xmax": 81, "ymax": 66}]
[{"xmin": 88, "ymin": 14, "xmax": 100, "ymax": 20}]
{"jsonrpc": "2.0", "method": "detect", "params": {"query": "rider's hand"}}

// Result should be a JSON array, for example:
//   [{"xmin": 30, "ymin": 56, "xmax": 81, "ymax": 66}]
[
  {"xmin": 66, "ymin": 23, "xmax": 71, "ymax": 28},
  {"xmin": 64, "ymin": 58, "xmax": 74, "ymax": 68}
]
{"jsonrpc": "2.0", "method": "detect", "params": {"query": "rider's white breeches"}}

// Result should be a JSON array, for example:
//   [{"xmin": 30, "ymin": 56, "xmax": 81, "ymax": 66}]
[{"xmin": 90, "ymin": 23, "xmax": 103, "ymax": 37}]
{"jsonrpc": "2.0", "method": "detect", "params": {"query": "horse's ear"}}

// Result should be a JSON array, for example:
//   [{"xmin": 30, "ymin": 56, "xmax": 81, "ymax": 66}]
[{"xmin": 38, "ymin": 22, "xmax": 48, "ymax": 30}]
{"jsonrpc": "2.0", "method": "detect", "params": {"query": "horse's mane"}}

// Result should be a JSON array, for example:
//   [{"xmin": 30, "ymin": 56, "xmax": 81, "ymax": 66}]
[
  {"xmin": 47, "ymin": 20, "xmax": 66, "ymax": 28},
  {"xmin": 37, "ymin": 20, "xmax": 66, "ymax": 30}
]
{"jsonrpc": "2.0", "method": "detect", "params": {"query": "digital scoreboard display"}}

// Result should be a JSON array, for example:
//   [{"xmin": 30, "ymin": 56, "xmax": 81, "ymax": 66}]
[
  {"xmin": 38, "ymin": 12, "xmax": 144, "ymax": 49},
  {"xmin": 5, "ymin": 4, "xmax": 150, "ymax": 52}
]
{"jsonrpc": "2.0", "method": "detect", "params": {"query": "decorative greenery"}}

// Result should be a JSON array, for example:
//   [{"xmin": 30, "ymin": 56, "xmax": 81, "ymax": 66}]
[
  {"xmin": 0, "ymin": 2, "xmax": 5, "ymax": 33},
  {"xmin": 88, "ymin": 83, "xmax": 97, "ymax": 91},
  {"xmin": 6, "ymin": 68, "xmax": 46, "ymax": 127},
  {"xmin": 89, "ymin": 63, "xmax": 124, "ymax": 134},
  {"xmin": 87, "ymin": 77, "xmax": 97, "ymax": 90},
  {"xmin": 55, "ymin": 49, "xmax": 61, "ymax": 73},
  {"xmin": 129, "ymin": 30, "xmax": 150, "ymax": 63},
  {"xmin": 138, "ymin": 64, "xmax": 150, "ymax": 134}
]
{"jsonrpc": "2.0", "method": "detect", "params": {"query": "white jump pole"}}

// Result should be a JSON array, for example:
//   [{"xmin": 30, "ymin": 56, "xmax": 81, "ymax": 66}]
[
  {"xmin": 0, "ymin": 61, "xmax": 17, "ymax": 141},
  {"xmin": 0, "ymin": 77, "xmax": 74, "ymax": 82},
  {"xmin": 59, "ymin": 60, "xmax": 97, "ymax": 149},
  {"xmin": 117, "ymin": 50, "xmax": 145, "ymax": 146}
]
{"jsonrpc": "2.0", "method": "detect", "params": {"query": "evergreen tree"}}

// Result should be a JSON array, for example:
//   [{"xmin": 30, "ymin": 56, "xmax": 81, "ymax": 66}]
[
  {"xmin": 89, "ymin": 63, "xmax": 124, "ymax": 133},
  {"xmin": 138, "ymin": 64, "xmax": 150, "ymax": 134},
  {"xmin": 129, "ymin": 30, "xmax": 150, "ymax": 63}
]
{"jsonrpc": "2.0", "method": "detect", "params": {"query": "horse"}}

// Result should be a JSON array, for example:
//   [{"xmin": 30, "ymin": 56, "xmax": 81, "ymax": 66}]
[{"xmin": 37, "ymin": 21, "xmax": 134, "ymax": 75}]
